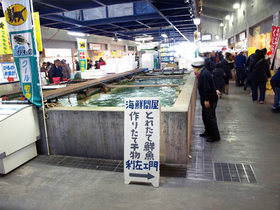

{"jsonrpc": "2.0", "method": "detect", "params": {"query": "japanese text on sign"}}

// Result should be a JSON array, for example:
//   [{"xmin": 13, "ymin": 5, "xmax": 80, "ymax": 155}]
[
  {"xmin": 19, "ymin": 58, "xmax": 31, "ymax": 83},
  {"xmin": 124, "ymin": 98, "xmax": 161, "ymax": 187}
]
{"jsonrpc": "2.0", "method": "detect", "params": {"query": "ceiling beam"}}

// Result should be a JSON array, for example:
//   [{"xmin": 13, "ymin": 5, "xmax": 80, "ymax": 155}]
[
  {"xmin": 200, "ymin": 13, "xmax": 224, "ymax": 21},
  {"xmin": 145, "ymin": 0, "xmax": 191, "ymax": 42},
  {"xmin": 36, "ymin": 1, "xmax": 68, "ymax": 12},
  {"xmin": 135, "ymin": 20, "xmax": 151, "ymax": 28}
]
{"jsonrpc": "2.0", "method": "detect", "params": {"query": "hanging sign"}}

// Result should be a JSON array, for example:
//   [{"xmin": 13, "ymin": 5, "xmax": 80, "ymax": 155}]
[
  {"xmin": 271, "ymin": 25, "xmax": 280, "ymax": 62},
  {"xmin": 77, "ymin": 38, "xmax": 87, "ymax": 72},
  {"xmin": 2, "ymin": 0, "xmax": 42, "ymax": 107},
  {"xmin": 33, "ymin": 12, "xmax": 42, "ymax": 51},
  {"xmin": 124, "ymin": 98, "xmax": 161, "ymax": 187}
]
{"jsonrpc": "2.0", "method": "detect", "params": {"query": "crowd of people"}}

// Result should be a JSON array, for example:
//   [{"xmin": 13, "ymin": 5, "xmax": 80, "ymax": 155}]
[
  {"xmin": 192, "ymin": 49, "xmax": 280, "ymax": 142},
  {"xmin": 199, "ymin": 49, "xmax": 280, "ymax": 113},
  {"xmin": 40, "ymin": 57, "xmax": 107, "ymax": 84}
]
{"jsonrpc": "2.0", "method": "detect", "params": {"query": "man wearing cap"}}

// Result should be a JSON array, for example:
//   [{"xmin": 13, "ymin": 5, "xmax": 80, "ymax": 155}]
[
  {"xmin": 49, "ymin": 59, "xmax": 63, "ymax": 83},
  {"xmin": 192, "ymin": 57, "xmax": 220, "ymax": 142}
]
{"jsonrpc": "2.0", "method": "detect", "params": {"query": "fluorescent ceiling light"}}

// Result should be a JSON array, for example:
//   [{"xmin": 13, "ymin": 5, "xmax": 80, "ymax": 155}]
[
  {"xmin": 233, "ymin": 3, "xmax": 240, "ymax": 9},
  {"xmin": 220, "ymin": 23, "xmax": 224, "ymax": 27},
  {"xmin": 225, "ymin": 15, "xmax": 230, "ymax": 20},
  {"xmin": 67, "ymin": 31, "xmax": 85, "ymax": 37},
  {"xmin": 135, "ymin": 37, "xmax": 154, "ymax": 42},
  {"xmin": 161, "ymin": 34, "xmax": 168, "ymax": 38},
  {"xmin": 193, "ymin": 18, "xmax": 201, "ymax": 25}
]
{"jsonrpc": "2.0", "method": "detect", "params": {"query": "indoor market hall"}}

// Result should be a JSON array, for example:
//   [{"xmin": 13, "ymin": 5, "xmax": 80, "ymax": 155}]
[{"xmin": 0, "ymin": 0, "xmax": 279, "ymax": 209}]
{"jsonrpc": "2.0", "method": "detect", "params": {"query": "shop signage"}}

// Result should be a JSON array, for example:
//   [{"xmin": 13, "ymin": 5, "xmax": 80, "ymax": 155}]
[
  {"xmin": 194, "ymin": 30, "xmax": 201, "ymax": 42},
  {"xmin": 77, "ymin": 38, "xmax": 87, "ymax": 72},
  {"xmin": 89, "ymin": 43, "xmax": 101, "ymax": 50},
  {"xmin": 33, "ymin": 12, "xmax": 42, "ymax": 52},
  {"xmin": 1, "ymin": 62, "xmax": 18, "ymax": 80},
  {"xmin": 124, "ymin": 98, "xmax": 161, "ymax": 187},
  {"xmin": 273, "ymin": 12, "xmax": 279, "ymax": 22},
  {"xmin": 239, "ymin": 32, "xmax": 246, "ymax": 41},
  {"xmin": 201, "ymin": 34, "xmax": 212, "ymax": 41},
  {"xmin": 271, "ymin": 25, "xmax": 280, "ymax": 62},
  {"xmin": 0, "ymin": 17, "xmax": 13, "ymax": 55},
  {"xmin": 2, "ymin": 0, "xmax": 42, "ymax": 107}
]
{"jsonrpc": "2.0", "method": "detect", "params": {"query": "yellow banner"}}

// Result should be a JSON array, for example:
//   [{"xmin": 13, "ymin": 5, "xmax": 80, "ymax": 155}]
[
  {"xmin": 33, "ymin": 12, "xmax": 42, "ymax": 51},
  {"xmin": 248, "ymin": 47, "xmax": 256, "ymax": 57},
  {"xmin": 0, "ymin": 17, "xmax": 13, "ymax": 55}
]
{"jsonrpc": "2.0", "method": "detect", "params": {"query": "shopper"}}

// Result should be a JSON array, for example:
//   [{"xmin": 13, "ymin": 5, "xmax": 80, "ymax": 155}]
[
  {"xmin": 262, "ymin": 48, "xmax": 271, "ymax": 69},
  {"xmin": 220, "ymin": 52, "xmax": 234, "ymax": 94},
  {"xmin": 192, "ymin": 57, "xmax": 220, "ymax": 142},
  {"xmin": 74, "ymin": 59, "xmax": 80, "ymax": 71},
  {"xmin": 49, "ymin": 59, "xmax": 63, "ymax": 83},
  {"xmin": 235, "ymin": 51, "xmax": 247, "ymax": 86},
  {"xmin": 270, "ymin": 67, "xmax": 280, "ymax": 113},
  {"xmin": 40, "ymin": 62, "xmax": 47, "ymax": 73},
  {"xmin": 212, "ymin": 63, "xmax": 225, "ymax": 98},
  {"xmin": 88, "ymin": 60, "xmax": 93, "ymax": 70},
  {"xmin": 204, "ymin": 52, "xmax": 215, "ymax": 72},
  {"xmin": 61, "ymin": 60, "xmax": 71, "ymax": 80},
  {"xmin": 250, "ymin": 50, "xmax": 271, "ymax": 104}
]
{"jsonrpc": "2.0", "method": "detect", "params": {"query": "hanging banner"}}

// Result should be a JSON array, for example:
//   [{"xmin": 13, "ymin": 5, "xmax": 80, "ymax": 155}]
[
  {"xmin": 0, "ymin": 17, "xmax": 13, "ymax": 55},
  {"xmin": 33, "ymin": 12, "xmax": 42, "ymax": 52},
  {"xmin": 271, "ymin": 25, "xmax": 280, "ymax": 62},
  {"xmin": 124, "ymin": 98, "xmax": 161, "ymax": 187},
  {"xmin": 77, "ymin": 38, "xmax": 87, "ymax": 72},
  {"xmin": 2, "ymin": 0, "xmax": 42, "ymax": 108}
]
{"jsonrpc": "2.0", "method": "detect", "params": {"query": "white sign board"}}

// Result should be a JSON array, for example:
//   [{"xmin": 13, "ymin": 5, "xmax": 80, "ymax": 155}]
[
  {"xmin": 0, "ymin": 62, "xmax": 19, "ymax": 84},
  {"xmin": 124, "ymin": 98, "xmax": 161, "ymax": 187}
]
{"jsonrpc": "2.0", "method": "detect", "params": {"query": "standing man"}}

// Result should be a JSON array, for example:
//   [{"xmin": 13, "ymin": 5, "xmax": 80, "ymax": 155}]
[
  {"xmin": 235, "ymin": 51, "xmax": 247, "ymax": 86},
  {"xmin": 49, "ymin": 59, "xmax": 63, "ymax": 83},
  {"xmin": 74, "ymin": 59, "xmax": 80, "ymax": 71},
  {"xmin": 192, "ymin": 57, "xmax": 220, "ymax": 142}
]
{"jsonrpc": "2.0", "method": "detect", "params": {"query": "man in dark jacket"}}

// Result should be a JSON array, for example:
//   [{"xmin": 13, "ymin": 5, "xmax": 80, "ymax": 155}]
[
  {"xmin": 271, "ymin": 67, "xmax": 280, "ymax": 113},
  {"xmin": 235, "ymin": 51, "xmax": 246, "ymax": 86},
  {"xmin": 49, "ymin": 59, "xmax": 63, "ymax": 83},
  {"xmin": 192, "ymin": 57, "xmax": 220, "ymax": 142}
]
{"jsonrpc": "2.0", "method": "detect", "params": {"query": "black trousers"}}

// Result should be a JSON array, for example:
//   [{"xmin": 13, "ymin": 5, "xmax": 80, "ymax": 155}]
[
  {"xmin": 236, "ymin": 68, "xmax": 245, "ymax": 86},
  {"xmin": 202, "ymin": 102, "xmax": 220, "ymax": 140}
]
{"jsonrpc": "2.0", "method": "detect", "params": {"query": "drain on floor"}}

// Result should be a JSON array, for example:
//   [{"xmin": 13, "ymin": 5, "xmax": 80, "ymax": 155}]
[
  {"xmin": 214, "ymin": 162, "xmax": 257, "ymax": 183},
  {"xmin": 33, "ymin": 155, "xmax": 187, "ymax": 177}
]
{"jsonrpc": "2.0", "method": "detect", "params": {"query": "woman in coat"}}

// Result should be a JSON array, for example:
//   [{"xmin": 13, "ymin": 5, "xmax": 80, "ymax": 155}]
[
  {"xmin": 250, "ymin": 50, "xmax": 271, "ymax": 103},
  {"xmin": 220, "ymin": 52, "xmax": 234, "ymax": 94}
]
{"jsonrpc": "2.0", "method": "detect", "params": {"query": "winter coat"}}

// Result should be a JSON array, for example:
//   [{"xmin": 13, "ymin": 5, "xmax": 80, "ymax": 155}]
[
  {"xmin": 271, "ymin": 67, "xmax": 280, "ymax": 88},
  {"xmin": 212, "ymin": 67, "xmax": 225, "ymax": 88},
  {"xmin": 220, "ymin": 58, "xmax": 233, "ymax": 79},
  {"xmin": 251, "ymin": 59, "xmax": 271, "ymax": 83},
  {"xmin": 62, "ymin": 65, "xmax": 71, "ymax": 79},
  {"xmin": 49, "ymin": 65, "xmax": 63, "ymax": 83},
  {"xmin": 198, "ymin": 68, "xmax": 218, "ymax": 106}
]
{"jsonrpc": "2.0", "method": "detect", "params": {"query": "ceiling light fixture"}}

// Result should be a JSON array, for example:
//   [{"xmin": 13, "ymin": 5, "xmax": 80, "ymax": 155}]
[
  {"xmin": 135, "ymin": 37, "xmax": 154, "ymax": 42},
  {"xmin": 161, "ymin": 34, "xmax": 168, "ymax": 38},
  {"xmin": 193, "ymin": 18, "xmax": 201, "ymax": 25},
  {"xmin": 225, "ymin": 15, "xmax": 230, "ymax": 20},
  {"xmin": 233, "ymin": 3, "xmax": 240, "ymax": 9},
  {"xmin": 215, "ymin": 35, "xmax": 220, "ymax": 40},
  {"xmin": 67, "ymin": 31, "xmax": 85, "ymax": 37},
  {"xmin": 220, "ymin": 23, "xmax": 224, "ymax": 27}
]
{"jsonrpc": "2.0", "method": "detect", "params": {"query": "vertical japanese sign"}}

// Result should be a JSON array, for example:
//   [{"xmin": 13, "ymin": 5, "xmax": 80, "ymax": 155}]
[
  {"xmin": 124, "ymin": 98, "xmax": 161, "ymax": 187},
  {"xmin": 0, "ymin": 17, "xmax": 13, "ymax": 55},
  {"xmin": 2, "ymin": 0, "xmax": 42, "ymax": 107},
  {"xmin": 271, "ymin": 25, "xmax": 280, "ymax": 62},
  {"xmin": 77, "ymin": 38, "xmax": 87, "ymax": 72}
]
